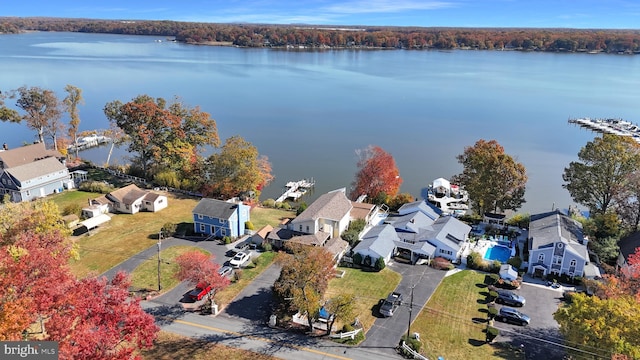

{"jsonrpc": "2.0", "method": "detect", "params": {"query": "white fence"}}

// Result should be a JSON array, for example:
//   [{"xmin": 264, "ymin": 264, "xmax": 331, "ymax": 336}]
[
  {"xmin": 329, "ymin": 327, "xmax": 362, "ymax": 340},
  {"xmin": 401, "ymin": 341, "xmax": 428, "ymax": 360}
]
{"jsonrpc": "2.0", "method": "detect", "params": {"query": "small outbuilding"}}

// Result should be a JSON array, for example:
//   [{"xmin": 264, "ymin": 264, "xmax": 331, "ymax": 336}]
[{"xmin": 499, "ymin": 264, "xmax": 518, "ymax": 281}]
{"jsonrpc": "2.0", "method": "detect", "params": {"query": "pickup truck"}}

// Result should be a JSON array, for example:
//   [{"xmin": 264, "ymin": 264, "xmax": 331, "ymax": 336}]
[
  {"xmin": 379, "ymin": 292, "xmax": 403, "ymax": 317},
  {"xmin": 188, "ymin": 282, "xmax": 212, "ymax": 301}
]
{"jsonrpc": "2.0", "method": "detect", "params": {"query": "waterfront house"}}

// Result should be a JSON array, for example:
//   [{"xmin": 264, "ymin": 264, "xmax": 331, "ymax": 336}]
[
  {"xmin": 527, "ymin": 210, "xmax": 600, "ymax": 278},
  {"xmin": 192, "ymin": 198, "xmax": 250, "ymax": 238},
  {"xmin": 352, "ymin": 224, "xmax": 399, "ymax": 265},
  {"xmin": 106, "ymin": 184, "xmax": 168, "ymax": 214},
  {"xmin": 0, "ymin": 142, "xmax": 71, "ymax": 202},
  {"xmin": 289, "ymin": 188, "xmax": 352, "ymax": 239},
  {"xmin": 617, "ymin": 231, "xmax": 640, "ymax": 271}
]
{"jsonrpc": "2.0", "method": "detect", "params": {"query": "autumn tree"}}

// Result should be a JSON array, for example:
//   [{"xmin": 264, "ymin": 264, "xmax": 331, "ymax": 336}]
[
  {"xmin": 350, "ymin": 145, "xmax": 402, "ymax": 201},
  {"xmin": 104, "ymin": 95, "xmax": 219, "ymax": 179},
  {"xmin": 204, "ymin": 135, "xmax": 274, "ymax": 199},
  {"xmin": 13, "ymin": 86, "xmax": 63, "ymax": 147},
  {"xmin": 273, "ymin": 243, "xmax": 336, "ymax": 331},
  {"xmin": 613, "ymin": 170, "xmax": 640, "ymax": 232},
  {"xmin": 175, "ymin": 250, "xmax": 230, "ymax": 302},
  {"xmin": 0, "ymin": 90, "xmax": 20, "ymax": 123},
  {"xmin": 63, "ymin": 84, "xmax": 84, "ymax": 159},
  {"xmin": 0, "ymin": 201, "xmax": 158, "ymax": 358},
  {"xmin": 325, "ymin": 293, "xmax": 356, "ymax": 335},
  {"xmin": 563, "ymin": 134, "xmax": 640, "ymax": 216},
  {"xmin": 452, "ymin": 139, "xmax": 527, "ymax": 215}
]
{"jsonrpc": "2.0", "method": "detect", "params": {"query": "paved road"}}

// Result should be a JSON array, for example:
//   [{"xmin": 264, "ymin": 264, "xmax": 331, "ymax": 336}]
[{"xmin": 362, "ymin": 260, "xmax": 447, "ymax": 354}]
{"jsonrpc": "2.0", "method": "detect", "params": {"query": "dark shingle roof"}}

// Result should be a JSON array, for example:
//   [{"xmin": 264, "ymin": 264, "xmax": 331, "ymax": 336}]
[
  {"xmin": 108, "ymin": 184, "xmax": 149, "ymax": 205},
  {"xmin": 192, "ymin": 198, "xmax": 240, "ymax": 219},
  {"xmin": 0, "ymin": 142, "xmax": 60, "ymax": 168},
  {"xmin": 619, "ymin": 232, "xmax": 640, "ymax": 262}
]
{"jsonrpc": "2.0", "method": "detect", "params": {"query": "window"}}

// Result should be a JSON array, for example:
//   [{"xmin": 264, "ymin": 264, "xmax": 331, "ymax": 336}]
[
  {"xmin": 221, "ymin": 228, "xmax": 226, "ymax": 236},
  {"xmin": 306, "ymin": 225, "xmax": 309, "ymax": 233},
  {"xmin": 537, "ymin": 254, "xmax": 544, "ymax": 262},
  {"xmin": 198, "ymin": 214, "xmax": 203, "ymax": 220},
  {"xmin": 1, "ymin": 178, "xmax": 5, "ymax": 185},
  {"xmin": 199, "ymin": 224, "xmax": 205, "ymax": 232},
  {"xmin": 439, "ymin": 249, "xmax": 452, "ymax": 256},
  {"xmin": 570, "ymin": 259, "xmax": 577, "ymax": 267},
  {"xmin": 299, "ymin": 225, "xmax": 302, "ymax": 231},
  {"xmin": 553, "ymin": 255, "xmax": 562, "ymax": 265}
]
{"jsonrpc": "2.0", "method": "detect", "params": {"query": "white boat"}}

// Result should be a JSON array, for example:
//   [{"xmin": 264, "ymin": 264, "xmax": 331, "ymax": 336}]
[{"xmin": 427, "ymin": 177, "xmax": 469, "ymax": 216}]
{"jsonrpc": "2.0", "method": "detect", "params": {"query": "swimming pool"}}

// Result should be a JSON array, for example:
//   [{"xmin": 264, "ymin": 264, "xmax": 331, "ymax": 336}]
[{"xmin": 484, "ymin": 245, "xmax": 511, "ymax": 263}]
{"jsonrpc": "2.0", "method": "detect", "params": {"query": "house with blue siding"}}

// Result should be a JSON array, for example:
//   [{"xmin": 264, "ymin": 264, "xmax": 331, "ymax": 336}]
[
  {"xmin": 0, "ymin": 143, "xmax": 70, "ymax": 202},
  {"xmin": 527, "ymin": 210, "xmax": 600, "ymax": 279},
  {"xmin": 192, "ymin": 198, "xmax": 250, "ymax": 238}
]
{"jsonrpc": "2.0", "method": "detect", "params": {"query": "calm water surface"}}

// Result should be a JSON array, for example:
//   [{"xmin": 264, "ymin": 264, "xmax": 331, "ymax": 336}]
[{"xmin": 2, "ymin": 32, "xmax": 640, "ymax": 213}]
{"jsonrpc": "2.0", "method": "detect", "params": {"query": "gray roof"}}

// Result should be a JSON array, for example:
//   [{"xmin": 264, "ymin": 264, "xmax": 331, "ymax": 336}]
[
  {"xmin": 529, "ymin": 211, "xmax": 587, "ymax": 258},
  {"xmin": 6, "ymin": 156, "xmax": 67, "ymax": 182},
  {"xmin": 354, "ymin": 224, "xmax": 399, "ymax": 258},
  {"xmin": 107, "ymin": 184, "xmax": 149, "ymax": 205},
  {"xmin": 292, "ymin": 189, "xmax": 352, "ymax": 223},
  {"xmin": 414, "ymin": 216, "xmax": 471, "ymax": 252},
  {"xmin": 397, "ymin": 200, "xmax": 440, "ymax": 219},
  {"xmin": 385, "ymin": 211, "xmax": 436, "ymax": 233},
  {"xmin": 0, "ymin": 142, "xmax": 60, "ymax": 168},
  {"xmin": 192, "ymin": 198, "xmax": 240, "ymax": 219},
  {"xmin": 618, "ymin": 231, "xmax": 640, "ymax": 262}
]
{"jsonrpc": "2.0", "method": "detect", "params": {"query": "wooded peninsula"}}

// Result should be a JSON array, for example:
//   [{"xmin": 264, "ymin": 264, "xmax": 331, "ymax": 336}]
[{"xmin": 1, "ymin": 17, "xmax": 640, "ymax": 53}]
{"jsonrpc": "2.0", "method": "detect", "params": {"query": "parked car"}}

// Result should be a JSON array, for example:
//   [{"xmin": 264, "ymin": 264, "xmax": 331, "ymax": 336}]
[
  {"xmin": 496, "ymin": 290, "xmax": 526, "ymax": 307},
  {"xmin": 379, "ymin": 292, "xmax": 403, "ymax": 317},
  {"xmin": 225, "ymin": 249, "xmax": 239, "ymax": 258},
  {"xmin": 235, "ymin": 240, "xmax": 250, "ymax": 251},
  {"xmin": 188, "ymin": 282, "xmax": 212, "ymax": 301},
  {"xmin": 229, "ymin": 252, "xmax": 250, "ymax": 268},
  {"xmin": 217, "ymin": 265, "xmax": 234, "ymax": 277},
  {"xmin": 496, "ymin": 307, "xmax": 530, "ymax": 326}
]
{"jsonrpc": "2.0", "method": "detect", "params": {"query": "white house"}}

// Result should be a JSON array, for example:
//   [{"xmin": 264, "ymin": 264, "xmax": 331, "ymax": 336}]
[
  {"xmin": 106, "ymin": 184, "xmax": 167, "ymax": 214},
  {"xmin": 289, "ymin": 188, "xmax": 352, "ymax": 239},
  {"xmin": 352, "ymin": 224, "xmax": 399, "ymax": 265}
]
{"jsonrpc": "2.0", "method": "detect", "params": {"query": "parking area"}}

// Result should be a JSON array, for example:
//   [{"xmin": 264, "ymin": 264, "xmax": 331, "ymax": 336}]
[{"xmin": 494, "ymin": 282, "xmax": 566, "ymax": 360}]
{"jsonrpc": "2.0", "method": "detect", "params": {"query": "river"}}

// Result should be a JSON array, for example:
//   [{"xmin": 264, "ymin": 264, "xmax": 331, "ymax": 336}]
[{"xmin": 2, "ymin": 31, "xmax": 640, "ymax": 213}]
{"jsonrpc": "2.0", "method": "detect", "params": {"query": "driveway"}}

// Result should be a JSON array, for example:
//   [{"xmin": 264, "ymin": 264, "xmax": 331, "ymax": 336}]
[
  {"xmin": 493, "ymin": 280, "xmax": 566, "ymax": 360},
  {"xmin": 362, "ymin": 260, "xmax": 447, "ymax": 354}
]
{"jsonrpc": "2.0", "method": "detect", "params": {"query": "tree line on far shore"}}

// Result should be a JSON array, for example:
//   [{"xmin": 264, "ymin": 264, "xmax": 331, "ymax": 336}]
[{"xmin": 2, "ymin": 17, "xmax": 640, "ymax": 53}]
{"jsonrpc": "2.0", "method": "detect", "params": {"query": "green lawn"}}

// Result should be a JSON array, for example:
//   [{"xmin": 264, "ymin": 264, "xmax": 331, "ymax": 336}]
[
  {"xmin": 411, "ymin": 270, "xmax": 525, "ymax": 360},
  {"xmin": 250, "ymin": 206, "xmax": 294, "ymax": 229},
  {"xmin": 129, "ymin": 246, "xmax": 210, "ymax": 291},
  {"xmin": 325, "ymin": 267, "xmax": 402, "ymax": 332}
]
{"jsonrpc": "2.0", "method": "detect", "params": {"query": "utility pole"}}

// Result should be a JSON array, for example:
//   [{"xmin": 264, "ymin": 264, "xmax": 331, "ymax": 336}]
[
  {"xmin": 157, "ymin": 231, "xmax": 162, "ymax": 291},
  {"xmin": 406, "ymin": 285, "xmax": 415, "ymax": 341}
]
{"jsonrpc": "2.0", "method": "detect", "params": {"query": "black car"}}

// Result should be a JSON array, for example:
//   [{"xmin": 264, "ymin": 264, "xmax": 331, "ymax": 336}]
[
  {"xmin": 496, "ymin": 307, "xmax": 530, "ymax": 326},
  {"xmin": 235, "ymin": 240, "xmax": 250, "ymax": 251},
  {"xmin": 495, "ymin": 290, "xmax": 526, "ymax": 307},
  {"xmin": 379, "ymin": 292, "xmax": 403, "ymax": 317}
]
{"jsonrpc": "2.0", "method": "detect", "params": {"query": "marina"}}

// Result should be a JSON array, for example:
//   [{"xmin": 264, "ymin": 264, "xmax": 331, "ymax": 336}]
[
  {"xmin": 568, "ymin": 117, "xmax": 640, "ymax": 142},
  {"xmin": 68, "ymin": 134, "xmax": 111, "ymax": 152},
  {"xmin": 275, "ymin": 179, "xmax": 315, "ymax": 203},
  {"xmin": 426, "ymin": 177, "xmax": 469, "ymax": 216}
]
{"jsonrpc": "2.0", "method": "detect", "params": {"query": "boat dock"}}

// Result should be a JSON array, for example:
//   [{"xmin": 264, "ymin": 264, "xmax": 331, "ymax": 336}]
[
  {"xmin": 68, "ymin": 134, "xmax": 111, "ymax": 151},
  {"xmin": 568, "ymin": 117, "xmax": 640, "ymax": 143},
  {"xmin": 275, "ymin": 178, "xmax": 315, "ymax": 202}
]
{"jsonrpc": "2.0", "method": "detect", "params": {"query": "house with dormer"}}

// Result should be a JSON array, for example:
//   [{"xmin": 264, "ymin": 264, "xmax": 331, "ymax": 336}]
[
  {"xmin": 527, "ymin": 210, "xmax": 600, "ymax": 278},
  {"xmin": 0, "ymin": 142, "xmax": 71, "ymax": 202},
  {"xmin": 192, "ymin": 198, "xmax": 250, "ymax": 238},
  {"xmin": 288, "ymin": 188, "xmax": 352, "ymax": 239}
]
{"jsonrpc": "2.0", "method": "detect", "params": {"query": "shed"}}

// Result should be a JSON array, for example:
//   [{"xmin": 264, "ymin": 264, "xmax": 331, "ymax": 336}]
[
  {"xmin": 79, "ymin": 213, "xmax": 111, "ymax": 230},
  {"xmin": 499, "ymin": 264, "xmax": 518, "ymax": 281}
]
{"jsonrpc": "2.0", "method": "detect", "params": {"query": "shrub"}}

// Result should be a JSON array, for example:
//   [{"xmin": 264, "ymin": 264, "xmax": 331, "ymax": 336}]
[
  {"xmin": 261, "ymin": 242, "xmax": 272, "ymax": 252},
  {"xmin": 399, "ymin": 334, "xmax": 422, "ymax": 354},
  {"xmin": 79, "ymin": 181, "xmax": 114, "ymax": 194},
  {"xmin": 486, "ymin": 326, "xmax": 499, "ymax": 343},
  {"xmin": 296, "ymin": 202, "xmax": 308, "ymax": 216},
  {"xmin": 352, "ymin": 252, "xmax": 363, "ymax": 265},
  {"xmin": 153, "ymin": 170, "xmax": 181, "ymax": 188},
  {"xmin": 161, "ymin": 222, "xmax": 177, "ymax": 237},
  {"xmin": 488, "ymin": 306, "xmax": 498, "ymax": 319},
  {"xmin": 223, "ymin": 236, "xmax": 232, "ymax": 244},
  {"xmin": 374, "ymin": 256, "xmax": 386, "ymax": 271},
  {"xmin": 363, "ymin": 255, "xmax": 372, "ymax": 267},
  {"xmin": 262, "ymin": 198, "xmax": 276, "ymax": 208},
  {"xmin": 487, "ymin": 273, "xmax": 500, "ymax": 285},
  {"xmin": 62, "ymin": 203, "xmax": 82, "ymax": 217},
  {"xmin": 466, "ymin": 251, "xmax": 484, "ymax": 269},
  {"xmin": 342, "ymin": 324, "xmax": 354, "ymax": 333},
  {"xmin": 490, "ymin": 260, "xmax": 502, "ymax": 273},
  {"xmin": 245, "ymin": 221, "xmax": 255, "ymax": 230},
  {"xmin": 487, "ymin": 290, "xmax": 498, "ymax": 302},
  {"xmin": 341, "ymin": 229, "xmax": 360, "ymax": 246},
  {"xmin": 507, "ymin": 256, "xmax": 522, "ymax": 270},
  {"xmin": 431, "ymin": 257, "xmax": 454, "ymax": 270},
  {"xmin": 280, "ymin": 202, "xmax": 291, "ymax": 211}
]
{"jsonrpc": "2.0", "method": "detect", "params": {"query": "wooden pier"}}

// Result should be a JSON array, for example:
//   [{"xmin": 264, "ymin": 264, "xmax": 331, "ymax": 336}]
[
  {"xmin": 275, "ymin": 178, "xmax": 315, "ymax": 203},
  {"xmin": 568, "ymin": 117, "xmax": 640, "ymax": 143}
]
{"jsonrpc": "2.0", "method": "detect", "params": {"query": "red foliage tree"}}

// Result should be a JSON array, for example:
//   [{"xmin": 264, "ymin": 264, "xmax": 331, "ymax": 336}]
[
  {"xmin": 350, "ymin": 145, "xmax": 402, "ymax": 201},
  {"xmin": 47, "ymin": 272, "xmax": 158, "ymax": 360},
  {"xmin": 175, "ymin": 251, "xmax": 230, "ymax": 296}
]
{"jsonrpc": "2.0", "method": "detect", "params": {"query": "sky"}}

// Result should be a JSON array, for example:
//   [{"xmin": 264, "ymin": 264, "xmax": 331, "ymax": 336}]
[{"xmin": 3, "ymin": 0, "xmax": 640, "ymax": 29}]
